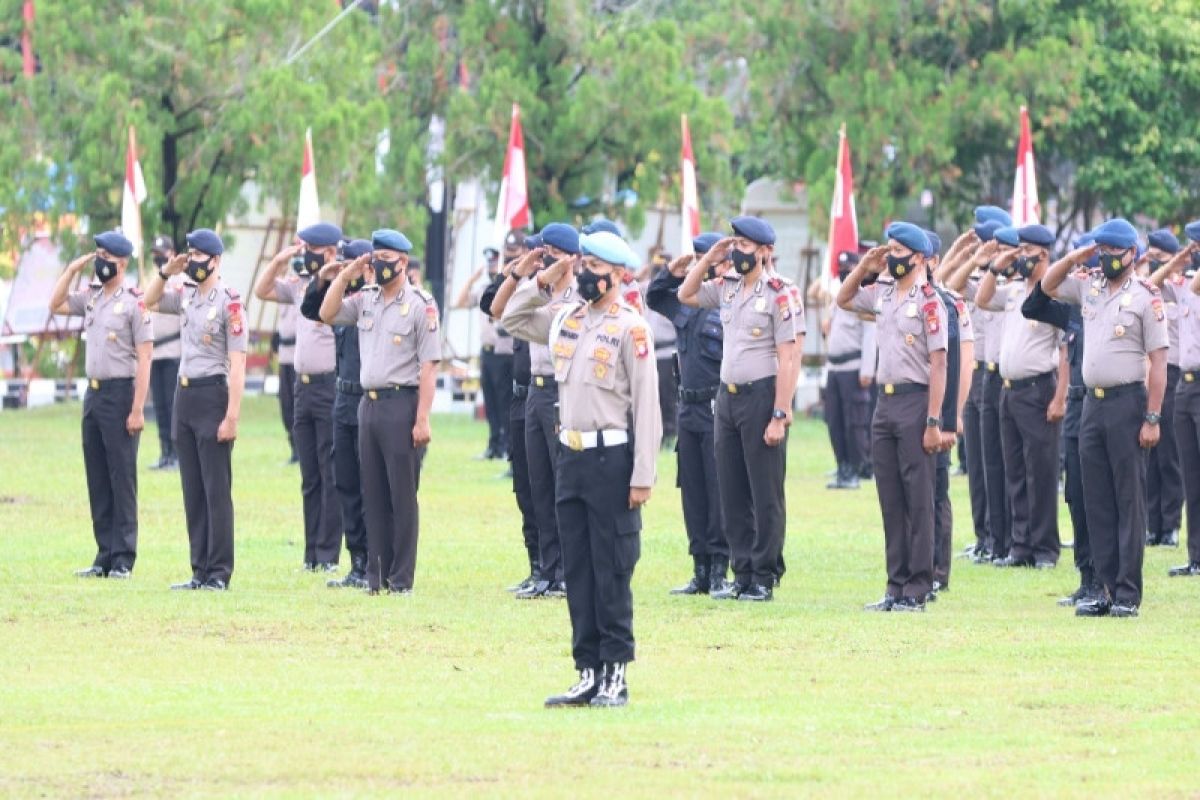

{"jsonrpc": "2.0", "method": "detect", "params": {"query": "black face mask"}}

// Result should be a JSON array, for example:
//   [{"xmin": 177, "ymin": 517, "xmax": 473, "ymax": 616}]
[
  {"xmin": 290, "ymin": 256, "xmax": 306, "ymax": 275},
  {"xmin": 346, "ymin": 276, "xmax": 365, "ymax": 294},
  {"xmin": 576, "ymin": 267, "xmax": 611, "ymax": 303},
  {"xmin": 303, "ymin": 250, "xmax": 325, "ymax": 274},
  {"xmin": 1148, "ymin": 259, "xmax": 1164, "ymax": 272},
  {"xmin": 1012, "ymin": 256, "xmax": 1032, "ymax": 279},
  {"xmin": 373, "ymin": 258, "xmax": 400, "ymax": 286},
  {"xmin": 730, "ymin": 249, "xmax": 757, "ymax": 275},
  {"xmin": 542, "ymin": 253, "xmax": 557, "ymax": 271},
  {"xmin": 886, "ymin": 253, "xmax": 914, "ymax": 279},
  {"xmin": 185, "ymin": 258, "xmax": 212, "ymax": 283},
  {"xmin": 1100, "ymin": 252, "xmax": 1129, "ymax": 281},
  {"xmin": 152, "ymin": 254, "xmax": 168, "ymax": 269},
  {"xmin": 837, "ymin": 269, "xmax": 852, "ymax": 282},
  {"xmin": 94, "ymin": 255, "xmax": 119, "ymax": 284}
]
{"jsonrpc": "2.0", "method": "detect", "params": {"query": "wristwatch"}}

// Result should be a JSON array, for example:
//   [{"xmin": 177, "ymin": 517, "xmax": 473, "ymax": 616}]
[
  {"xmin": 1145, "ymin": 412, "xmax": 1162, "ymax": 426},
  {"xmin": 926, "ymin": 415, "xmax": 942, "ymax": 428},
  {"xmin": 771, "ymin": 408, "xmax": 788, "ymax": 421}
]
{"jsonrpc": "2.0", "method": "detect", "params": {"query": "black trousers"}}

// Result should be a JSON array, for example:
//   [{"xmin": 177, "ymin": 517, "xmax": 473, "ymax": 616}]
[
  {"xmin": 149, "ymin": 357, "xmax": 179, "ymax": 458},
  {"xmin": 980, "ymin": 370, "xmax": 1010, "ymax": 557},
  {"xmin": 1147, "ymin": 365, "xmax": 1183, "ymax": 535},
  {"xmin": 677, "ymin": 420, "xmax": 726, "ymax": 558},
  {"xmin": 825, "ymin": 368, "xmax": 870, "ymax": 470},
  {"xmin": 872, "ymin": 390, "xmax": 935, "ymax": 600},
  {"xmin": 173, "ymin": 382, "xmax": 235, "ymax": 585},
  {"xmin": 933, "ymin": 450, "xmax": 952, "ymax": 587},
  {"xmin": 278, "ymin": 363, "xmax": 296, "ymax": 451},
  {"xmin": 509, "ymin": 389, "xmax": 540, "ymax": 574},
  {"xmin": 359, "ymin": 390, "xmax": 424, "ymax": 591},
  {"xmin": 1080, "ymin": 387, "xmax": 1148, "ymax": 607},
  {"xmin": 480, "ymin": 350, "xmax": 514, "ymax": 455},
  {"xmin": 293, "ymin": 380, "xmax": 340, "ymax": 564},
  {"xmin": 1063, "ymin": 413, "xmax": 1092, "ymax": 585},
  {"xmin": 526, "ymin": 384, "xmax": 563, "ymax": 582},
  {"xmin": 1174, "ymin": 380, "xmax": 1200, "ymax": 564},
  {"xmin": 333, "ymin": 392, "xmax": 367, "ymax": 561},
  {"xmin": 557, "ymin": 443, "xmax": 640, "ymax": 668},
  {"xmin": 715, "ymin": 379, "xmax": 787, "ymax": 587},
  {"xmin": 658, "ymin": 356, "xmax": 679, "ymax": 440},
  {"xmin": 82, "ymin": 381, "xmax": 139, "ymax": 572},
  {"xmin": 963, "ymin": 367, "xmax": 989, "ymax": 551},
  {"xmin": 1000, "ymin": 376, "xmax": 1061, "ymax": 564}
]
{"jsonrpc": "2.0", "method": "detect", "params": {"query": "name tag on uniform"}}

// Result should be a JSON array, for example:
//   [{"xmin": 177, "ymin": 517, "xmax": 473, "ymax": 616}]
[
  {"xmin": 1120, "ymin": 294, "xmax": 1132, "ymax": 307},
  {"xmin": 113, "ymin": 302, "xmax": 124, "ymax": 314},
  {"xmin": 905, "ymin": 303, "xmax": 918, "ymax": 318},
  {"xmin": 400, "ymin": 303, "xmax": 410, "ymax": 316},
  {"xmin": 207, "ymin": 307, "xmax": 218, "ymax": 321},
  {"xmin": 754, "ymin": 298, "xmax": 767, "ymax": 312}
]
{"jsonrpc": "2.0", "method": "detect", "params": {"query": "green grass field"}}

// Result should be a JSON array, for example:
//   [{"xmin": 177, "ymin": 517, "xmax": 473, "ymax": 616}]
[{"xmin": 2, "ymin": 396, "xmax": 1199, "ymax": 797}]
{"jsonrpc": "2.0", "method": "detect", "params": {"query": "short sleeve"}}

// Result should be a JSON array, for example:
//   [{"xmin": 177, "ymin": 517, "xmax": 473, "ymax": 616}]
[
  {"xmin": 772, "ymin": 291, "xmax": 798, "ymax": 345},
  {"xmin": 416, "ymin": 300, "xmax": 443, "ymax": 363},
  {"xmin": 1054, "ymin": 273, "xmax": 1086, "ymax": 305},
  {"xmin": 331, "ymin": 291, "xmax": 364, "ymax": 327},
  {"xmin": 224, "ymin": 295, "xmax": 248, "ymax": 353},
  {"xmin": 1143, "ymin": 295, "xmax": 1169, "ymax": 352},
  {"xmin": 695, "ymin": 279, "xmax": 723, "ymax": 309},
  {"xmin": 157, "ymin": 286, "xmax": 184, "ymax": 315},
  {"xmin": 274, "ymin": 278, "xmax": 297, "ymax": 305},
  {"xmin": 66, "ymin": 290, "xmax": 89, "ymax": 316}
]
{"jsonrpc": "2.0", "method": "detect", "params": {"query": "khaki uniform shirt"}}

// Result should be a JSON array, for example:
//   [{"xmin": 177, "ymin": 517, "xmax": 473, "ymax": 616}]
[
  {"xmin": 1055, "ymin": 273, "xmax": 1169, "ymax": 388},
  {"xmin": 150, "ymin": 275, "xmax": 184, "ymax": 360},
  {"xmin": 330, "ymin": 283, "xmax": 443, "ymax": 389},
  {"xmin": 276, "ymin": 281, "xmax": 300, "ymax": 366},
  {"xmin": 963, "ymin": 276, "xmax": 1004, "ymax": 366},
  {"xmin": 514, "ymin": 280, "xmax": 577, "ymax": 376},
  {"xmin": 470, "ymin": 283, "xmax": 515, "ymax": 356},
  {"xmin": 981, "ymin": 282, "xmax": 1061, "ymax": 380},
  {"xmin": 695, "ymin": 274, "xmax": 800, "ymax": 383},
  {"xmin": 1160, "ymin": 274, "xmax": 1184, "ymax": 367},
  {"xmin": 503, "ymin": 278, "xmax": 663, "ymax": 487},
  {"xmin": 67, "ymin": 285, "xmax": 154, "ymax": 379},
  {"xmin": 157, "ymin": 282, "xmax": 249, "ymax": 378},
  {"xmin": 1160, "ymin": 278, "xmax": 1200, "ymax": 370},
  {"xmin": 827, "ymin": 302, "xmax": 875, "ymax": 376},
  {"xmin": 849, "ymin": 280, "xmax": 948, "ymax": 385},
  {"xmin": 275, "ymin": 277, "xmax": 336, "ymax": 375}
]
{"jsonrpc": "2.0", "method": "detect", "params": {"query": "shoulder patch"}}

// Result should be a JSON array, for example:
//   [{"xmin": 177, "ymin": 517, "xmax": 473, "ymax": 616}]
[
  {"xmin": 921, "ymin": 283, "xmax": 936, "ymax": 298},
  {"xmin": 767, "ymin": 276, "xmax": 783, "ymax": 291},
  {"xmin": 621, "ymin": 272, "xmax": 636, "ymax": 286},
  {"xmin": 630, "ymin": 324, "xmax": 650, "ymax": 359}
]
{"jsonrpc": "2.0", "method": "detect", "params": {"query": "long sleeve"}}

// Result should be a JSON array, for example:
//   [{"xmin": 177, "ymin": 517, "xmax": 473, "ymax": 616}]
[
  {"xmin": 1020, "ymin": 281, "xmax": 1072, "ymax": 331},
  {"xmin": 300, "ymin": 280, "xmax": 329, "ymax": 323},
  {"xmin": 646, "ymin": 270, "xmax": 683, "ymax": 321}
]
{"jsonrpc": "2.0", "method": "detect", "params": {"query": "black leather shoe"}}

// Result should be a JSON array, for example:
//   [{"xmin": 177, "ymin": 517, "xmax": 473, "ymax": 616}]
[
  {"xmin": 545, "ymin": 667, "xmax": 599, "ymax": 708},
  {"xmin": 507, "ymin": 574, "xmax": 536, "ymax": 593},
  {"xmin": 149, "ymin": 456, "xmax": 169, "ymax": 470},
  {"xmin": 1075, "ymin": 598, "xmax": 1112, "ymax": 617},
  {"xmin": 170, "ymin": 579, "xmax": 201, "ymax": 590},
  {"xmin": 515, "ymin": 580, "xmax": 551, "ymax": 599},
  {"xmin": 328, "ymin": 570, "xmax": 367, "ymax": 589},
  {"xmin": 1057, "ymin": 585, "xmax": 1091, "ymax": 606},
  {"xmin": 1145, "ymin": 530, "xmax": 1161, "ymax": 546},
  {"xmin": 711, "ymin": 581, "xmax": 746, "ymax": 601},
  {"xmin": 670, "ymin": 559, "xmax": 709, "ymax": 595},
  {"xmin": 202, "ymin": 579, "xmax": 228, "ymax": 591},
  {"xmin": 544, "ymin": 581, "xmax": 567, "ymax": 598},
  {"xmin": 302, "ymin": 562, "xmax": 317, "ymax": 572},
  {"xmin": 388, "ymin": 587, "xmax": 413, "ymax": 596},
  {"xmin": 737, "ymin": 583, "xmax": 773, "ymax": 602},
  {"xmin": 590, "ymin": 662, "xmax": 629, "ymax": 708},
  {"xmin": 1034, "ymin": 560, "xmax": 1056, "ymax": 570},
  {"xmin": 107, "ymin": 567, "xmax": 132, "ymax": 580},
  {"xmin": 1168, "ymin": 561, "xmax": 1200, "ymax": 577},
  {"xmin": 1160, "ymin": 529, "xmax": 1179, "ymax": 547},
  {"xmin": 1110, "ymin": 603, "xmax": 1139, "ymax": 618},
  {"xmin": 316, "ymin": 562, "xmax": 339, "ymax": 573},
  {"xmin": 994, "ymin": 555, "xmax": 1035, "ymax": 568},
  {"xmin": 864, "ymin": 595, "xmax": 897, "ymax": 612},
  {"xmin": 74, "ymin": 566, "xmax": 105, "ymax": 578},
  {"xmin": 892, "ymin": 597, "xmax": 926, "ymax": 613}
]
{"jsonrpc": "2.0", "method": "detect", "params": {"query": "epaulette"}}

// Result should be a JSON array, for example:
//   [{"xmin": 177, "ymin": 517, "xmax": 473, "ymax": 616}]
[
  {"xmin": 129, "ymin": 286, "xmax": 144, "ymax": 297},
  {"xmin": 721, "ymin": 273, "xmax": 739, "ymax": 282},
  {"xmin": 620, "ymin": 272, "xmax": 637, "ymax": 286},
  {"xmin": 224, "ymin": 287, "xmax": 241, "ymax": 300},
  {"xmin": 362, "ymin": 284, "xmax": 381, "ymax": 294},
  {"xmin": 920, "ymin": 283, "xmax": 937, "ymax": 298},
  {"xmin": 1138, "ymin": 278, "xmax": 1161, "ymax": 295},
  {"xmin": 414, "ymin": 288, "xmax": 435, "ymax": 305},
  {"xmin": 767, "ymin": 276, "xmax": 784, "ymax": 291}
]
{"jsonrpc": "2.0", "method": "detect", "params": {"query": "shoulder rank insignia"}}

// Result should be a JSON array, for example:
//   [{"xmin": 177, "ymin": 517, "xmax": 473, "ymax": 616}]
[
  {"xmin": 425, "ymin": 304, "xmax": 439, "ymax": 331},
  {"xmin": 631, "ymin": 325, "xmax": 650, "ymax": 359}
]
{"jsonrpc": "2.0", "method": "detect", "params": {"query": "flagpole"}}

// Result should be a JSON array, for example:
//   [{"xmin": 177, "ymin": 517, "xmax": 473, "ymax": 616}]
[{"xmin": 129, "ymin": 125, "xmax": 147, "ymax": 288}]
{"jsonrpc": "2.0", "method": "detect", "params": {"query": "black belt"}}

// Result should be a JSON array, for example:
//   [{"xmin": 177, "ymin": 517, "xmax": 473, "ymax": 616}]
[
  {"xmin": 482, "ymin": 345, "xmax": 495, "ymax": 353},
  {"xmin": 154, "ymin": 332, "xmax": 181, "ymax": 346},
  {"xmin": 296, "ymin": 372, "xmax": 336, "ymax": 385},
  {"xmin": 1067, "ymin": 386, "xmax": 1086, "ymax": 400},
  {"xmin": 879, "ymin": 382, "xmax": 928, "ymax": 396},
  {"xmin": 680, "ymin": 385, "xmax": 719, "ymax": 403},
  {"xmin": 984, "ymin": 361, "xmax": 1000, "ymax": 373},
  {"xmin": 975, "ymin": 360, "xmax": 987, "ymax": 371},
  {"xmin": 513, "ymin": 384, "xmax": 530, "ymax": 399},
  {"xmin": 336, "ymin": 378, "xmax": 363, "ymax": 395},
  {"xmin": 278, "ymin": 337, "xmax": 296, "ymax": 346},
  {"xmin": 531, "ymin": 375, "xmax": 557, "ymax": 390},
  {"xmin": 179, "ymin": 375, "xmax": 226, "ymax": 388},
  {"xmin": 364, "ymin": 385, "xmax": 418, "ymax": 400},
  {"xmin": 86, "ymin": 377, "xmax": 133, "ymax": 391},
  {"xmin": 1085, "ymin": 382, "xmax": 1143, "ymax": 400},
  {"xmin": 827, "ymin": 350, "xmax": 862, "ymax": 366},
  {"xmin": 722, "ymin": 376, "xmax": 775, "ymax": 395},
  {"xmin": 1002, "ymin": 370, "xmax": 1055, "ymax": 391}
]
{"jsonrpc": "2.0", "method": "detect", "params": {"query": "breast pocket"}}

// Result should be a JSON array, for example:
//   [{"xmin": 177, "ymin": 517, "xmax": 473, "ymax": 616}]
[
  {"xmin": 584, "ymin": 350, "xmax": 619, "ymax": 390},
  {"xmin": 388, "ymin": 317, "xmax": 416, "ymax": 345},
  {"xmin": 743, "ymin": 311, "xmax": 773, "ymax": 341},
  {"xmin": 1167, "ymin": 302, "xmax": 1180, "ymax": 322},
  {"xmin": 1112, "ymin": 311, "xmax": 1140, "ymax": 341},
  {"xmin": 699, "ymin": 317, "xmax": 724, "ymax": 361}
]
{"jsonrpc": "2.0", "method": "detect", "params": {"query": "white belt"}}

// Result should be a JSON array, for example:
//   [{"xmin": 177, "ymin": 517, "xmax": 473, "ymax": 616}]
[{"xmin": 559, "ymin": 429, "xmax": 629, "ymax": 451}]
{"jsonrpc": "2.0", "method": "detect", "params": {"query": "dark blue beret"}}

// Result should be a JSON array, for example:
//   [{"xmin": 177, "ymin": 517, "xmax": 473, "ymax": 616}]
[
  {"xmin": 693, "ymin": 232, "xmax": 722, "ymax": 254},
  {"xmin": 1092, "ymin": 218, "xmax": 1138, "ymax": 250},
  {"xmin": 731, "ymin": 215, "xmax": 776, "ymax": 246},
  {"xmin": 582, "ymin": 218, "xmax": 621, "ymax": 236},
  {"xmin": 298, "ymin": 222, "xmax": 343, "ymax": 247},
  {"xmin": 372, "ymin": 229, "xmax": 413, "ymax": 253},
  {"xmin": 994, "ymin": 226, "xmax": 1020, "ymax": 247},
  {"xmin": 885, "ymin": 221, "xmax": 930, "ymax": 255},
  {"xmin": 974, "ymin": 205, "xmax": 1012, "ymax": 227},
  {"xmin": 923, "ymin": 229, "xmax": 941, "ymax": 257},
  {"xmin": 524, "ymin": 233, "xmax": 543, "ymax": 250},
  {"xmin": 94, "ymin": 230, "xmax": 133, "ymax": 258},
  {"xmin": 1185, "ymin": 220, "xmax": 1200, "ymax": 243},
  {"xmin": 973, "ymin": 220, "xmax": 1002, "ymax": 242},
  {"xmin": 1018, "ymin": 224, "xmax": 1055, "ymax": 248},
  {"xmin": 343, "ymin": 239, "xmax": 372, "ymax": 259},
  {"xmin": 186, "ymin": 228, "xmax": 224, "ymax": 256},
  {"xmin": 1148, "ymin": 228, "xmax": 1181, "ymax": 254},
  {"xmin": 1073, "ymin": 231, "xmax": 1095, "ymax": 249},
  {"xmin": 539, "ymin": 223, "xmax": 580, "ymax": 255}
]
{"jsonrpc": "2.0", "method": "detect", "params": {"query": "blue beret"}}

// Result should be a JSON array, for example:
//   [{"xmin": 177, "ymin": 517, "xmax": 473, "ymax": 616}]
[
  {"xmin": 94, "ymin": 230, "xmax": 133, "ymax": 258},
  {"xmin": 524, "ymin": 233, "xmax": 543, "ymax": 250},
  {"xmin": 922, "ymin": 229, "xmax": 941, "ymax": 257},
  {"xmin": 885, "ymin": 221, "xmax": 930, "ymax": 255},
  {"xmin": 974, "ymin": 205, "xmax": 1012, "ymax": 227},
  {"xmin": 371, "ymin": 229, "xmax": 413, "ymax": 253},
  {"xmin": 1148, "ymin": 228, "xmax": 1181, "ymax": 254},
  {"xmin": 343, "ymin": 238, "xmax": 372, "ymax": 259},
  {"xmin": 581, "ymin": 231, "xmax": 635, "ymax": 267},
  {"xmin": 1185, "ymin": 220, "xmax": 1200, "ymax": 243},
  {"xmin": 973, "ymin": 220, "xmax": 1002, "ymax": 242},
  {"xmin": 1018, "ymin": 224, "xmax": 1055, "ymax": 248},
  {"xmin": 298, "ymin": 222, "xmax": 343, "ymax": 248},
  {"xmin": 731, "ymin": 215, "xmax": 776, "ymax": 246},
  {"xmin": 693, "ymin": 232, "xmax": 722, "ymax": 254},
  {"xmin": 1137, "ymin": 242, "xmax": 1147, "ymax": 259},
  {"xmin": 582, "ymin": 218, "xmax": 621, "ymax": 236},
  {"xmin": 186, "ymin": 228, "xmax": 224, "ymax": 256},
  {"xmin": 539, "ymin": 223, "xmax": 580, "ymax": 255},
  {"xmin": 993, "ymin": 226, "xmax": 1020, "ymax": 247},
  {"xmin": 1092, "ymin": 218, "xmax": 1138, "ymax": 250},
  {"xmin": 1072, "ymin": 231, "xmax": 1095, "ymax": 249}
]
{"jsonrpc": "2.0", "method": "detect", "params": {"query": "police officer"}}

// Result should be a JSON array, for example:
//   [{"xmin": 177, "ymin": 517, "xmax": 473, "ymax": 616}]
[
  {"xmin": 50, "ymin": 231, "xmax": 153, "ymax": 579},
  {"xmin": 1143, "ymin": 229, "xmax": 1184, "ymax": 548},
  {"xmin": 301, "ymin": 239, "xmax": 373, "ymax": 589},
  {"xmin": 504, "ymin": 230, "xmax": 662, "ymax": 709},
  {"xmin": 275, "ymin": 256, "xmax": 301, "ymax": 465},
  {"xmin": 976, "ymin": 224, "xmax": 1067, "ymax": 569},
  {"xmin": 144, "ymin": 229, "xmax": 248, "ymax": 591},
  {"xmin": 454, "ymin": 245, "xmax": 513, "ymax": 460},
  {"xmin": 821, "ymin": 251, "xmax": 876, "ymax": 490},
  {"xmin": 647, "ymin": 232, "xmax": 731, "ymax": 596},
  {"xmin": 678, "ymin": 216, "xmax": 801, "ymax": 602},
  {"xmin": 320, "ymin": 229, "xmax": 441, "ymax": 595},
  {"xmin": 1044, "ymin": 218, "xmax": 1169, "ymax": 617},
  {"xmin": 838, "ymin": 223, "xmax": 948, "ymax": 612},
  {"xmin": 148, "ymin": 235, "xmax": 182, "ymax": 470},
  {"xmin": 255, "ymin": 223, "xmax": 343, "ymax": 572},
  {"xmin": 498, "ymin": 223, "xmax": 582, "ymax": 598}
]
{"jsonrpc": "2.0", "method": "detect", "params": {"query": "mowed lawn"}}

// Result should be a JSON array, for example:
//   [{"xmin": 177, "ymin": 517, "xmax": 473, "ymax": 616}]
[{"xmin": 1, "ymin": 396, "xmax": 1199, "ymax": 798}]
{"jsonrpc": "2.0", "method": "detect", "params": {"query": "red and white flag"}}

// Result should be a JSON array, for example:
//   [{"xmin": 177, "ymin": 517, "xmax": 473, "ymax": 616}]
[
  {"xmin": 827, "ymin": 124, "xmax": 859, "ymax": 279},
  {"xmin": 120, "ymin": 125, "xmax": 147, "ymax": 259},
  {"xmin": 1010, "ymin": 105, "xmax": 1040, "ymax": 226},
  {"xmin": 679, "ymin": 114, "xmax": 701, "ymax": 256},
  {"xmin": 22, "ymin": 1, "xmax": 36, "ymax": 77},
  {"xmin": 297, "ymin": 127, "xmax": 320, "ymax": 231},
  {"xmin": 493, "ymin": 103, "xmax": 530, "ymax": 244}
]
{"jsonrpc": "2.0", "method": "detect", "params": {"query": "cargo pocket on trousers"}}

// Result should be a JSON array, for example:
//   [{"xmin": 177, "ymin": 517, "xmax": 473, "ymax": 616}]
[{"xmin": 614, "ymin": 509, "xmax": 642, "ymax": 574}]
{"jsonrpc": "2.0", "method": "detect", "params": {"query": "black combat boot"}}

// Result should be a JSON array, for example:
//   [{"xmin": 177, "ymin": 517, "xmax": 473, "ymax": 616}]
[
  {"xmin": 544, "ymin": 666, "xmax": 599, "ymax": 708},
  {"xmin": 669, "ymin": 555, "xmax": 709, "ymax": 595},
  {"xmin": 329, "ymin": 553, "xmax": 368, "ymax": 588},
  {"xmin": 708, "ymin": 555, "xmax": 732, "ymax": 595},
  {"xmin": 590, "ymin": 662, "xmax": 629, "ymax": 708}
]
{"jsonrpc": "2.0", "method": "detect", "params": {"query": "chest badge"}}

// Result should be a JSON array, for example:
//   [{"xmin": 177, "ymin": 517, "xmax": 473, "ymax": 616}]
[
  {"xmin": 113, "ymin": 302, "xmax": 124, "ymax": 314},
  {"xmin": 593, "ymin": 362, "xmax": 608, "ymax": 379},
  {"xmin": 1114, "ymin": 324, "xmax": 1126, "ymax": 338},
  {"xmin": 605, "ymin": 323, "xmax": 620, "ymax": 335},
  {"xmin": 593, "ymin": 346, "xmax": 611, "ymax": 363},
  {"xmin": 905, "ymin": 303, "xmax": 918, "ymax": 318},
  {"xmin": 904, "ymin": 333, "xmax": 915, "ymax": 346},
  {"xmin": 400, "ymin": 302, "xmax": 410, "ymax": 316},
  {"xmin": 1120, "ymin": 294, "xmax": 1132, "ymax": 307},
  {"xmin": 754, "ymin": 298, "xmax": 767, "ymax": 312},
  {"xmin": 207, "ymin": 307, "xmax": 218, "ymax": 321},
  {"xmin": 564, "ymin": 317, "xmax": 581, "ymax": 331}
]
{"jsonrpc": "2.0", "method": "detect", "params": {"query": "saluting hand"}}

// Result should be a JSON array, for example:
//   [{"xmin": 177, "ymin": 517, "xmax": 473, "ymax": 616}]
[
  {"xmin": 162, "ymin": 253, "xmax": 189, "ymax": 277},
  {"xmin": 629, "ymin": 486, "xmax": 651, "ymax": 509},
  {"xmin": 412, "ymin": 417, "xmax": 432, "ymax": 448},
  {"xmin": 861, "ymin": 245, "xmax": 888, "ymax": 274},
  {"xmin": 514, "ymin": 247, "xmax": 544, "ymax": 279},
  {"xmin": 338, "ymin": 255, "xmax": 370, "ymax": 284},
  {"xmin": 126, "ymin": 408, "xmax": 145, "ymax": 436},
  {"xmin": 972, "ymin": 240, "xmax": 998, "ymax": 266},
  {"xmin": 1139, "ymin": 422, "xmax": 1160, "ymax": 450},
  {"xmin": 537, "ymin": 254, "xmax": 574, "ymax": 288},
  {"xmin": 67, "ymin": 251, "xmax": 96, "ymax": 273},
  {"xmin": 317, "ymin": 260, "xmax": 344, "ymax": 281},
  {"xmin": 1068, "ymin": 243, "xmax": 1097, "ymax": 266},
  {"xmin": 275, "ymin": 243, "xmax": 304, "ymax": 263},
  {"xmin": 668, "ymin": 254, "xmax": 694, "ymax": 278}
]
